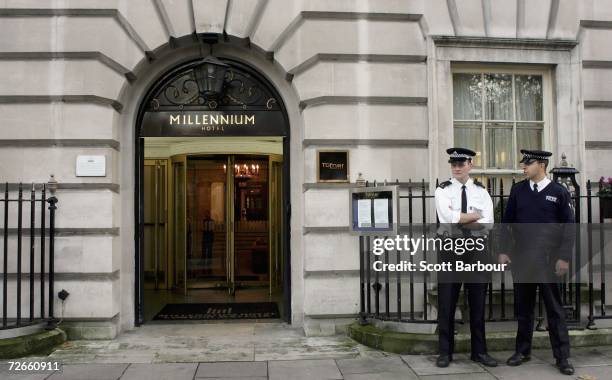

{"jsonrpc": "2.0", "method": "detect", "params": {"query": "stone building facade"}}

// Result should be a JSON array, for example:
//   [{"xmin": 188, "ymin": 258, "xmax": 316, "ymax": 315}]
[{"xmin": 0, "ymin": 0, "xmax": 611, "ymax": 338}]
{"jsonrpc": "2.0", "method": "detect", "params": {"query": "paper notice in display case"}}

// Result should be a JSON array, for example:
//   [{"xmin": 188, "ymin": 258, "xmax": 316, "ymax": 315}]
[
  {"xmin": 374, "ymin": 198, "xmax": 389, "ymax": 227},
  {"xmin": 349, "ymin": 185, "xmax": 399, "ymax": 235},
  {"xmin": 76, "ymin": 155, "xmax": 106, "ymax": 177},
  {"xmin": 357, "ymin": 199, "xmax": 372, "ymax": 227}
]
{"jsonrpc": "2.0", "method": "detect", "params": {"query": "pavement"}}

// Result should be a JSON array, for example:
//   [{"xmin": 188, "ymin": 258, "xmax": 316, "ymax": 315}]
[{"xmin": 2, "ymin": 321, "xmax": 612, "ymax": 379}]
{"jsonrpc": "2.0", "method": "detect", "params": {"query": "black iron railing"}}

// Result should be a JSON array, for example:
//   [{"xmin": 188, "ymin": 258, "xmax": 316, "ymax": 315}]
[
  {"xmin": 1, "ymin": 183, "xmax": 57, "ymax": 330},
  {"xmin": 358, "ymin": 178, "xmax": 611, "ymax": 330}
]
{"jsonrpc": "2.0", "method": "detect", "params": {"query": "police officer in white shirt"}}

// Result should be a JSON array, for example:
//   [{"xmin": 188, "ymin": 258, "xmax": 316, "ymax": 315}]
[{"xmin": 434, "ymin": 147, "xmax": 497, "ymax": 368}]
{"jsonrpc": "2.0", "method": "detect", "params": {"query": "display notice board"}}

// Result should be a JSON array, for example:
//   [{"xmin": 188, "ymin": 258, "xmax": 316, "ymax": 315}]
[{"xmin": 349, "ymin": 185, "xmax": 399, "ymax": 236}]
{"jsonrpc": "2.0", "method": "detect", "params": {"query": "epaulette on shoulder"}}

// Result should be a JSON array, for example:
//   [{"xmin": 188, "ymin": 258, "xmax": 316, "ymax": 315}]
[
  {"xmin": 473, "ymin": 179, "xmax": 485, "ymax": 188},
  {"xmin": 438, "ymin": 180, "xmax": 452, "ymax": 189}
]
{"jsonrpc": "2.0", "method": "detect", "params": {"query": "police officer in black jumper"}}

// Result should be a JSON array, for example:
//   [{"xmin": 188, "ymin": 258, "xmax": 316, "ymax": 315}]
[
  {"xmin": 498, "ymin": 149, "xmax": 575, "ymax": 376},
  {"xmin": 434, "ymin": 147, "xmax": 497, "ymax": 368}
]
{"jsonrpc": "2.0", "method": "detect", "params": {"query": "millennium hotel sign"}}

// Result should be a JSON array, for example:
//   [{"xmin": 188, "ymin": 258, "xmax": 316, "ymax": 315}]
[
  {"xmin": 139, "ymin": 57, "xmax": 287, "ymax": 138},
  {"xmin": 169, "ymin": 113, "xmax": 255, "ymax": 126},
  {"xmin": 141, "ymin": 110, "xmax": 284, "ymax": 137}
]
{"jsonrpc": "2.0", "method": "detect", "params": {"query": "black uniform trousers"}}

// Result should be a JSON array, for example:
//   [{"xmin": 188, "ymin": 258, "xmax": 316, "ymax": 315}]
[
  {"xmin": 514, "ymin": 282, "xmax": 570, "ymax": 360},
  {"xmin": 437, "ymin": 282, "xmax": 488, "ymax": 356}
]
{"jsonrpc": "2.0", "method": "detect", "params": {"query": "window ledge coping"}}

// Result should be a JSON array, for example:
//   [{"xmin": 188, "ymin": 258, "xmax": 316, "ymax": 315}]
[{"xmin": 432, "ymin": 36, "xmax": 578, "ymax": 51}]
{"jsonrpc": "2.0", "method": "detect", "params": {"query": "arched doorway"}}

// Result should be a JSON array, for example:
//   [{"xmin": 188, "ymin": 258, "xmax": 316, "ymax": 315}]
[{"xmin": 134, "ymin": 55, "xmax": 291, "ymax": 325}]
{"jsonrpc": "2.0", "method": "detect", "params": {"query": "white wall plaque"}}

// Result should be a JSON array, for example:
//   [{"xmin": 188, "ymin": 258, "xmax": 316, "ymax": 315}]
[{"xmin": 76, "ymin": 155, "xmax": 106, "ymax": 177}]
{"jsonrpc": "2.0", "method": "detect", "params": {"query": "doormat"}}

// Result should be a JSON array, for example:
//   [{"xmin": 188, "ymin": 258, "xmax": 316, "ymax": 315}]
[{"xmin": 152, "ymin": 302, "xmax": 280, "ymax": 320}]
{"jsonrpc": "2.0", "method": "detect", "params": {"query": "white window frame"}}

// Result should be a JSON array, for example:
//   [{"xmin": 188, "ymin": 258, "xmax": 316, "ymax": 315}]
[{"xmin": 451, "ymin": 64, "xmax": 554, "ymax": 176}]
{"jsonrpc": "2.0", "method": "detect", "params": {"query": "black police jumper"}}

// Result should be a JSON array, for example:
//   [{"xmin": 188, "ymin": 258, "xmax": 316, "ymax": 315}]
[{"xmin": 502, "ymin": 179, "xmax": 575, "ymax": 361}]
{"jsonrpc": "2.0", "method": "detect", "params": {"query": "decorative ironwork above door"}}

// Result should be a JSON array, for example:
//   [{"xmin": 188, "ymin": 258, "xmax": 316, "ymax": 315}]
[
  {"xmin": 139, "ymin": 57, "xmax": 287, "ymax": 137},
  {"xmin": 146, "ymin": 58, "xmax": 280, "ymax": 112}
]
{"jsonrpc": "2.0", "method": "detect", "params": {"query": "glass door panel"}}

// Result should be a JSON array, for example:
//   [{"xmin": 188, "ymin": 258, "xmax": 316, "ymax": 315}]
[
  {"xmin": 172, "ymin": 155, "xmax": 187, "ymax": 294},
  {"xmin": 233, "ymin": 156, "xmax": 270, "ymax": 287},
  {"xmin": 269, "ymin": 156, "xmax": 283, "ymax": 293},
  {"xmin": 143, "ymin": 159, "xmax": 168, "ymax": 290},
  {"xmin": 185, "ymin": 156, "xmax": 229, "ymax": 288},
  {"xmin": 169, "ymin": 153, "xmax": 278, "ymax": 295}
]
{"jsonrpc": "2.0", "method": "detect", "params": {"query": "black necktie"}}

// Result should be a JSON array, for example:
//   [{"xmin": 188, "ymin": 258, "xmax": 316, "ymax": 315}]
[
  {"xmin": 533, "ymin": 183, "xmax": 538, "ymax": 193},
  {"xmin": 461, "ymin": 185, "xmax": 467, "ymax": 213}
]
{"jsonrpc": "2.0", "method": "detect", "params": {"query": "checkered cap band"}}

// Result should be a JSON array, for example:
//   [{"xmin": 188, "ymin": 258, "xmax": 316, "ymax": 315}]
[
  {"xmin": 449, "ymin": 151, "xmax": 471, "ymax": 159},
  {"xmin": 522, "ymin": 152, "xmax": 549, "ymax": 160}
]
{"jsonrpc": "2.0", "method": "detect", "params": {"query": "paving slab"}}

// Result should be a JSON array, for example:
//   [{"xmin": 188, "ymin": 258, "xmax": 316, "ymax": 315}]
[
  {"xmin": 419, "ymin": 373, "xmax": 497, "ymax": 380},
  {"xmin": 344, "ymin": 372, "xmax": 419, "ymax": 380},
  {"xmin": 485, "ymin": 362, "xmax": 612, "ymax": 379},
  {"xmin": 195, "ymin": 361, "xmax": 267, "ymax": 378},
  {"xmin": 569, "ymin": 365, "xmax": 612, "ymax": 379},
  {"xmin": 400, "ymin": 353, "xmax": 487, "ymax": 376},
  {"xmin": 484, "ymin": 350, "xmax": 548, "ymax": 366},
  {"xmin": 267, "ymin": 359, "xmax": 343, "ymax": 380},
  {"xmin": 119, "ymin": 363, "xmax": 198, "ymax": 380},
  {"xmin": 46, "ymin": 363, "xmax": 128, "ymax": 380},
  {"xmin": 336, "ymin": 356, "xmax": 413, "ymax": 375},
  {"xmin": 193, "ymin": 378, "xmax": 267, "ymax": 380},
  {"xmin": 0, "ymin": 362, "xmax": 49, "ymax": 380},
  {"xmin": 531, "ymin": 346, "xmax": 612, "ymax": 367}
]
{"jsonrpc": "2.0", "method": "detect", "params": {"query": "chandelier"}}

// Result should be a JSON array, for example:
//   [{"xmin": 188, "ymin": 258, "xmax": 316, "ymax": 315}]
[{"xmin": 223, "ymin": 163, "xmax": 260, "ymax": 178}]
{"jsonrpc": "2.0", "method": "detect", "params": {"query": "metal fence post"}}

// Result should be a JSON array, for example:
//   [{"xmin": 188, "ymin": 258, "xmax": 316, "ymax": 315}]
[
  {"xmin": 45, "ymin": 196, "xmax": 58, "ymax": 330},
  {"xmin": 586, "ymin": 180, "xmax": 595, "ymax": 329},
  {"xmin": 359, "ymin": 235, "xmax": 368, "ymax": 325},
  {"xmin": 2, "ymin": 183, "xmax": 8, "ymax": 328},
  {"xmin": 29, "ymin": 184, "xmax": 35, "ymax": 322}
]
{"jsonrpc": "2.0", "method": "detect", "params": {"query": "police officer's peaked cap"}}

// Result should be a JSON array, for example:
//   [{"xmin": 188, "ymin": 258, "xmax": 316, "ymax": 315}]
[
  {"xmin": 519, "ymin": 149, "xmax": 552, "ymax": 164},
  {"xmin": 446, "ymin": 147, "xmax": 476, "ymax": 163}
]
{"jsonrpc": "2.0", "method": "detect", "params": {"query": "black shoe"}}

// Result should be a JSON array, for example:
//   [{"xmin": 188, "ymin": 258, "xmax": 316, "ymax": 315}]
[
  {"xmin": 471, "ymin": 353, "xmax": 498, "ymax": 367},
  {"xmin": 506, "ymin": 352, "xmax": 531, "ymax": 366},
  {"xmin": 556, "ymin": 359, "xmax": 574, "ymax": 375},
  {"xmin": 436, "ymin": 354, "xmax": 452, "ymax": 368}
]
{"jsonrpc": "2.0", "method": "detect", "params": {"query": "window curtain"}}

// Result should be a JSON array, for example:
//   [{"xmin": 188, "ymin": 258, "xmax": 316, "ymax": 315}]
[
  {"xmin": 454, "ymin": 124, "xmax": 482, "ymax": 167},
  {"xmin": 485, "ymin": 74, "xmax": 513, "ymax": 121},
  {"xmin": 515, "ymin": 75, "xmax": 543, "ymax": 121},
  {"xmin": 453, "ymin": 74, "xmax": 482, "ymax": 120},
  {"xmin": 517, "ymin": 124, "xmax": 543, "ymax": 158}
]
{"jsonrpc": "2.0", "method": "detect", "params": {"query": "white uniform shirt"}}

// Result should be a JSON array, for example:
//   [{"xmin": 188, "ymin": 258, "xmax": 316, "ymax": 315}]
[
  {"xmin": 434, "ymin": 177, "xmax": 494, "ymax": 224},
  {"xmin": 529, "ymin": 177, "xmax": 551, "ymax": 192}
]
